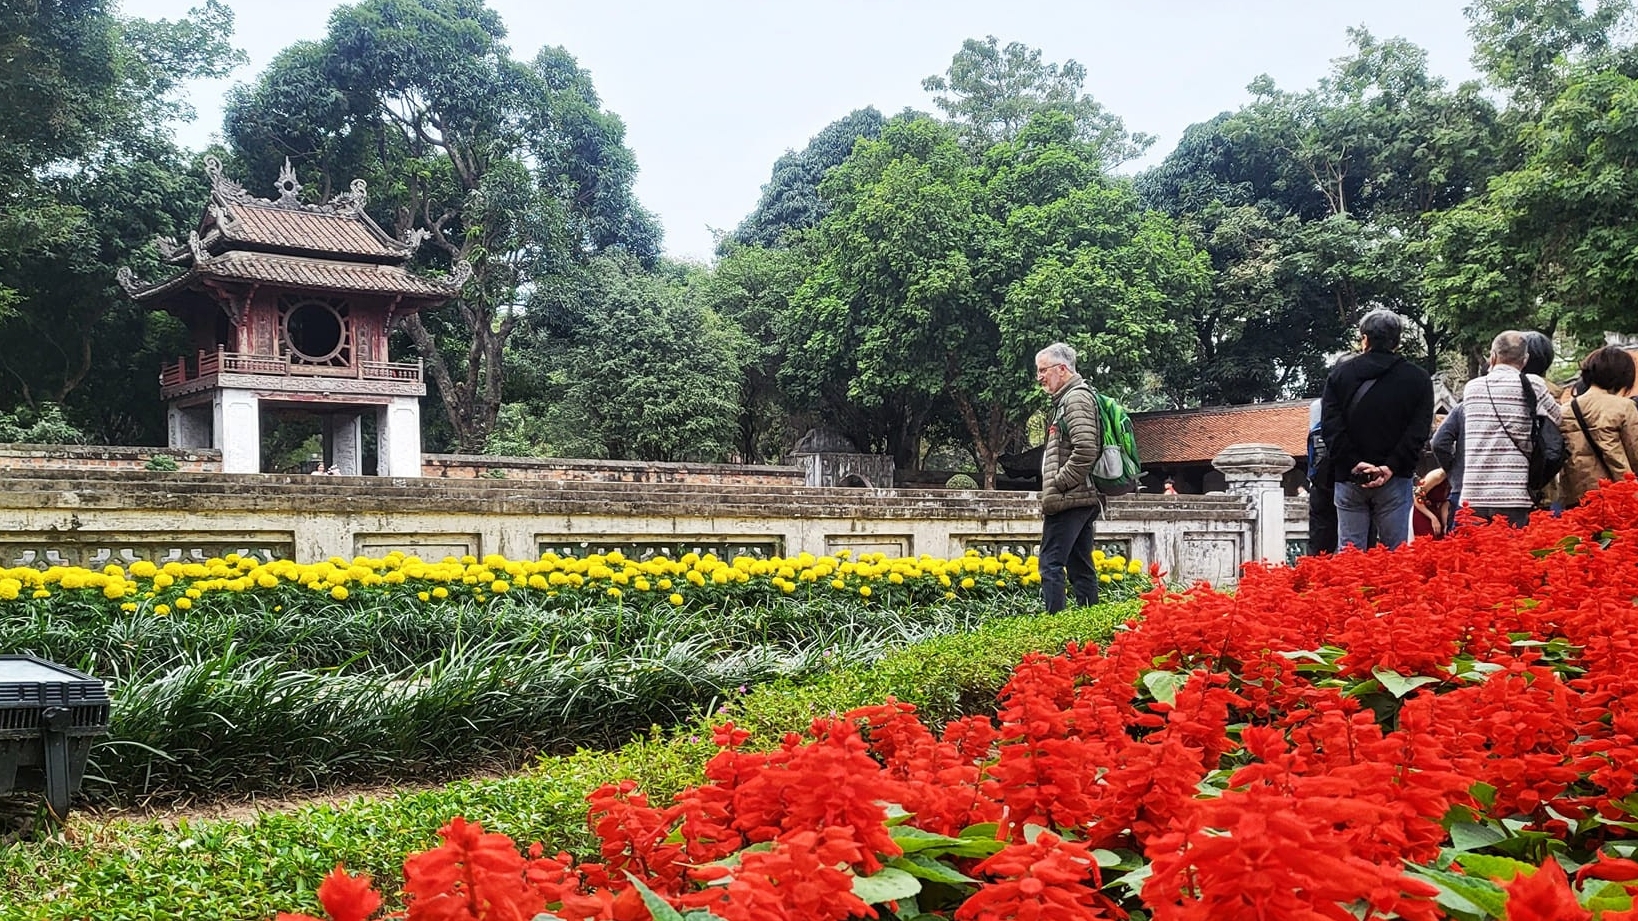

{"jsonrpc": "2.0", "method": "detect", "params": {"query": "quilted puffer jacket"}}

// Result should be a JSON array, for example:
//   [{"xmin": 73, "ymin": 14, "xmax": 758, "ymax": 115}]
[{"xmin": 1041, "ymin": 374, "xmax": 1103, "ymax": 515}]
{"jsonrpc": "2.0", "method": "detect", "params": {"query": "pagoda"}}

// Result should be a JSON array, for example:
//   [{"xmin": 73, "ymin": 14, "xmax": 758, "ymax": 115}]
[{"xmin": 119, "ymin": 158, "xmax": 466, "ymax": 475}]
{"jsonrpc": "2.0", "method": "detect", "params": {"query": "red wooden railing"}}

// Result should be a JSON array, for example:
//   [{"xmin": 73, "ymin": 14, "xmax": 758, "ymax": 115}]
[{"xmin": 160, "ymin": 349, "xmax": 422, "ymax": 387}]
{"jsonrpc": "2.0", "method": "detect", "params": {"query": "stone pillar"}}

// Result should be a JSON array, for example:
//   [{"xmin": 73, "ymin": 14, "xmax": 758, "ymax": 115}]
[
  {"xmin": 1212, "ymin": 443, "xmax": 1295, "ymax": 565},
  {"xmin": 325, "ymin": 413, "xmax": 363, "ymax": 475},
  {"xmin": 168, "ymin": 405, "xmax": 212, "ymax": 449},
  {"xmin": 213, "ymin": 388, "xmax": 261, "ymax": 474},
  {"xmin": 376, "ymin": 397, "xmax": 422, "ymax": 477}
]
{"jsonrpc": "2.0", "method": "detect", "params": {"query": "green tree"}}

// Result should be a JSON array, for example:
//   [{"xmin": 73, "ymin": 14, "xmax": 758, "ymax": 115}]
[
  {"xmin": 695, "ymin": 244, "xmax": 812, "ymax": 462},
  {"xmin": 728, "ymin": 107, "xmax": 886, "ymax": 251},
  {"xmin": 502, "ymin": 255, "xmax": 742, "ymax": 462},
  {"xmin": 1142, "ymin": 30, "xmax": 1502, "ymax": 399},
  {"xmin": 225, "ymin": 0, "xmax": 660, "ymax": 452},
  {"xmin": 0, "ymin": 0, "xmax": 241, "ymax": 441},
  {"xmin": 785, "ymin": 114, "xmax": 1204, "ymax": 486},
  {"xmin": 923, "ymin": 36, "xmax": 1152, "ymax": 164}
]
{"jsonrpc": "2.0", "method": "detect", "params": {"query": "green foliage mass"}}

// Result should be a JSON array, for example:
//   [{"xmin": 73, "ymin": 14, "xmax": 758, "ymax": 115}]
[{"xmin": 782, "ymin": 112, "xmax": 1205, "ymax": 482}]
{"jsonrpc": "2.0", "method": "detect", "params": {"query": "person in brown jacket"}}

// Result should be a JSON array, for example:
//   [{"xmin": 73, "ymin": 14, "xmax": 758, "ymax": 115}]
[
  {"xmin": 1034, "ymin": 342, "xmax": 1103, "ymax": 613},
  {"xmin": 1559, "ymin": 345, "xmax": 1638, "ymax": 508}
]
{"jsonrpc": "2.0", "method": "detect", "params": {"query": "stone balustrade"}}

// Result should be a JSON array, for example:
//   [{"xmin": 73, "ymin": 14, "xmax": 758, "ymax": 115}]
[{"xmin": 0, "ymin": 443, "xmax": 1310, "ymax": 588}]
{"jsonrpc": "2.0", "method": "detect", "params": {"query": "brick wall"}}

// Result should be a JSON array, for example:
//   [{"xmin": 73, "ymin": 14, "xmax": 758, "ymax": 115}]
[{"xmin": 0, "ymin": 444, "xmax": 221, "ymax": 473}]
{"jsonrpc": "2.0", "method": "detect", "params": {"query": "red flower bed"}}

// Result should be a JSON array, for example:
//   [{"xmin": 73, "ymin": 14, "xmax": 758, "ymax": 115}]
[{"xmin": 279, "ymin": 481, "xmax": 1638, "ymax": 920}]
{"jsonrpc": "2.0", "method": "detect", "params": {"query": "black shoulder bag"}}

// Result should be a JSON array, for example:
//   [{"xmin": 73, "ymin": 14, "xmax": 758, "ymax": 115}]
[{"xmin": 1520, "ymin": 372, "xmax": 1566, "ymax": 492}]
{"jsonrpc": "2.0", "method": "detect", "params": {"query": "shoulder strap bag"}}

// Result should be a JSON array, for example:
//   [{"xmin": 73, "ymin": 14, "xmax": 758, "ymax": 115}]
[{"xmin": 1571, "ymin": 397, "xmax": 1617, "ymax": 481}]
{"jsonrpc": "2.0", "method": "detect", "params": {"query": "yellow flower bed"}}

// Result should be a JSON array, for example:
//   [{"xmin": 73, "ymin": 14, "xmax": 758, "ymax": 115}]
[{"xmin": 0, "ymin": 548, "xmax": 1148, "ymax": 610}]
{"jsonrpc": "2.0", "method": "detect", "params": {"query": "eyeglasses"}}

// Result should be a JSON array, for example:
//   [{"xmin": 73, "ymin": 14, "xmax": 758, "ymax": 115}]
[{"xmin": 1035, "ymin": 363, "xmax": 1066, "ymax": 376}]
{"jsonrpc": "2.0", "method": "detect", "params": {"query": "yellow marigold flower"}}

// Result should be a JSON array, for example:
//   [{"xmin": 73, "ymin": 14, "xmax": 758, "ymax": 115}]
[
  {"xmin": 528, "ymin": 574, "xmax": 549, "ymax": 590},
  {"xmin": 186, "ymin": 588, "xmax": 202, "ymax": 599},
  {"xmin": 1129, "ymin": 559, "xmax": 1143, "ymax": 574},
  {"xmin": 859, "ymin": 585, "xmax": 871, "ymax": 597},
  {"xmin": 102, "ymin": 564, "xmax": 124, "ymax": 578},
  {"xmin": 960, "ymin": 577, "xmax": 976, "ymax": 590},
  {"xmin": 491, "ymin": 580, "xmax": 510, "ymax": 593},
  {"xmin": 31, "ymin": 589, "xmax": 50, "ymax": 599},
  {"xmin": 607, "ymin": 587, "xmax": 622, "ymax": 599},
  {"xmin": 432, "ymin": 586, "xmax": 449, "ymax": 599},
  {"xmin": 3, "ymin": 579, "xmax": 26, "ymax": 600},
  {"xmin": 153, "ymin": 603, "xmax": 170, "ymax": 615},
  {"xmin": 129, "ymin": 560, "xmax": 157, "ymax": 579},
  {"xmin": 944, "ymin": 591, "xmax": 956, "ymax": 600},
  {"xmin": 1112, "ymin": 573, "xmax": 1124, "ymax": 581},
  {"xmin": 995, "ymin": 579, "xmax": 1006, "ymax": 587},
  {"xmin": 176, "ymin": 597, "xmax": 193, "ymax": 610},
  {"xmin": 779, "ymin": 581, "xmax": 794, "ymax": 594},
  {"xmin": 888, "ymin": 572, "xmax": 904, "ymax": 584},
  {"xmin": 669, "ymin": 593, "xmax": 684, "ymax": 606},
  {"xmin": 634, "ymin": 578, "xmax": 650, "ymax": 592},
  {"xmin": 830, "ymin": 578, "xmax": 846, "ymax": 590},
  {"xmin": 417, "ymin": 591, "xmax": 430, "ymax": 602},
  {"xmin": 152, "ymin": 573, "xmax": 174, "ymax": 589},
  {"xmin": 331, "ymin": 586, "xmax": 349, "ymax": 601},
  {"xmin": 102, "ymin": 583, "xmax": 126, "ymax": 600},
  {"xmin": 120, "ymin": 602, "xmax": 137, "ymax": 612},
  {"xmin": 1099, "ymin": 574, "xmax": 1112, "ymax": 583}
]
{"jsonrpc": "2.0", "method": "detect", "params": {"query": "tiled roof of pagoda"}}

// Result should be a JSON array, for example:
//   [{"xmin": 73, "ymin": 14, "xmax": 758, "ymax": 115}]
[
  {"xmin": 120, "ymin": 157, "xmax": 467, "ymax": 303},
  {"xmin": 127, "ymin": 251, "xmax": 462, "ymax": 300}
]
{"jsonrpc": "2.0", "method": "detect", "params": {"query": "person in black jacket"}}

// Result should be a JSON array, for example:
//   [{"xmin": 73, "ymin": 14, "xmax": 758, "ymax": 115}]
[{"xmin": 1319, "ymin": 309, "xmax": 1434, "ymax": 550}]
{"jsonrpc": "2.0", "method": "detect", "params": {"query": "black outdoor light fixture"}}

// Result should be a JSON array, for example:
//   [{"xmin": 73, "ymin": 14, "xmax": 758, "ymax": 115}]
[{"xmin": 0, "ymin": 655, "xmax": 110, "ymax": 819}]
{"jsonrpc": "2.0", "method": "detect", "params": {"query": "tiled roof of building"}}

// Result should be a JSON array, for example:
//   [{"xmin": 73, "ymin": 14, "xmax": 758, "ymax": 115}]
[
  {"xmin": 125, "ymin": 251, "xmax": 458, "ymax": 301},
  {"xmin": 211, "ymin": 203, "xmax": 408, "ymax": 261},
  {"xmin": 1133, "ymin": 400, "xmax": 1311, "ymax": 463}
]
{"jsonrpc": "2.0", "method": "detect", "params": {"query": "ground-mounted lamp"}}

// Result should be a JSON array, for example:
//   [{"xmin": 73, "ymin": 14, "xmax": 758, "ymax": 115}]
[{"xmin": 0, "ymin": 655, "xmax": 110, "ymax": 819}]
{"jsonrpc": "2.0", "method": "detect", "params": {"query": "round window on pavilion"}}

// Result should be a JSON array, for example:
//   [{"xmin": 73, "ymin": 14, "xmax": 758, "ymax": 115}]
[{"xmin": 281, "ymin": 299, "xmax": 350, "ymax": 365}]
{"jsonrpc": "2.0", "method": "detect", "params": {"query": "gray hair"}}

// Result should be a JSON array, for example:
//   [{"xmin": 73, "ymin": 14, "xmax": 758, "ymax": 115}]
[
  {"xmin": 1358, "ymin": 309, "xmax": 1403, "ymax": 352},
  {"xmin": 1491, "ymin": 330, "xmax": 1528, "ymax": 368},
  {"xmin": 1037, "ymin": 342, "xmax": 1077, "ymax": 371}
]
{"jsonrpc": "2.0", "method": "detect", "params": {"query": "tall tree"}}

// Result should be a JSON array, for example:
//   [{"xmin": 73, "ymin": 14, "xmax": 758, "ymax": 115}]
[
  {"xmin": 923, "ymin": 36, "xmax": 1153, "ymax": 165},
  {"xmin": 696, "ymin": 243, "xmax": 812, "ymax": 462},
  {"xmin": 1141, "ymin": 30, "xmax": 1502, "ymax": 400},
  {"xmin": 784, "ymin": 113, "xmax": 1204, "ymax": 485},
  {"xmin": 728, "ymin": 107, "xmax": 886, "ymax": 251},
  {"xmin": 502, "ymin": 255, "xmax": 742, "ymax": 462},
  {"xmin": 0, "ymin": 0, "xmax": 242, "ymax": 440},
  {"xmin": 224, "ymin": 0, "xmax": 660, "ymax": 452}
]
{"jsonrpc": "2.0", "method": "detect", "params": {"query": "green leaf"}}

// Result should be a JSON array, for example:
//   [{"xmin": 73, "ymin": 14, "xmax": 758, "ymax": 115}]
[
  {"xmin": 1371, "ymin": 666, "xmax": 1440, "ymax": 698},
  {"xmin": 1141, "ymin": 669, "xmax": 1185, "ymax": 705},
  {"xmin": 1447, "ymin": 821, "xmax": 1508, "ymax": 852},
  {"xmin": 1406, "ymin": 863, "xmax": 1508, "ymax": 918},
  {"xmin": 1454, "ymin": 851, "xmax": 1539, "ymax": 882},
  {"xmin": 626, "ymin": 875, "xmax": 687, "ymax": 921},
  {"xmin": 890, "ymin": 826, "xmax": 968, "ymax": 854},
  {"xmin": 853, "ymin": 866, "xmax": 923, "ymax": 904},
  {"xmin": 1107, "ymin": 863, "xmax": 1153, "ymax": 896},
  {"xmin": 890, "ymin": 854, "xmax": 979, "ymax": 885}
]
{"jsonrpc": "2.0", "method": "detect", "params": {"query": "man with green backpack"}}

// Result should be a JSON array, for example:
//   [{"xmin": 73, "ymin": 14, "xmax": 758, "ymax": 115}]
[{"xmin": 1034, "ymin": 342, "xmax": 1142, "ymax": 613}]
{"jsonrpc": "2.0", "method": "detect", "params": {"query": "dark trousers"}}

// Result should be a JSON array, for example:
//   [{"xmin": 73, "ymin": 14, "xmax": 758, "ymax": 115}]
[
  {"xmin": 1040, "ymin": 504, "xmax": 1101, "ymax": 613},
  {"xmin": 1308, "ymin": 482, "xmax": 1337, "ymax": 555},
  {"xmin": 1467, "ymin": 506, "xmax": 1531, "ymax": 528}
]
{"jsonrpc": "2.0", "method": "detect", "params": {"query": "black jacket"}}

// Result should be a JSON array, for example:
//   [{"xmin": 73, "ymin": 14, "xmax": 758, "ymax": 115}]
[{"xmin": 1320, "ymin": 351, "xmax": 1434, "ymax": 480}]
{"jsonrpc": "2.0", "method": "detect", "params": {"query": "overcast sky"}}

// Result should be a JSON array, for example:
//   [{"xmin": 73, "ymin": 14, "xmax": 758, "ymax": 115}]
[{"xmin": 118, "ymin": 0, "xmax": 1480, "ymax": 263}]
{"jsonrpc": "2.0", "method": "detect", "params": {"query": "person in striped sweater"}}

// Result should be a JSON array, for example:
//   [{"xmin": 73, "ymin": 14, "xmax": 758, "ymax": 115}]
[{"xmin": 1458, "ymin": 331, "xmax": 1563, "ymax": 527}]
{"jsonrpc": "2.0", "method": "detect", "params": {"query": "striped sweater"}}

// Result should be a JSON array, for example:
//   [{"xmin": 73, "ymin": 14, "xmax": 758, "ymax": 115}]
[{"xmin": 1459, "ymin": 367, "xmax": 1562, "ymax": 509}]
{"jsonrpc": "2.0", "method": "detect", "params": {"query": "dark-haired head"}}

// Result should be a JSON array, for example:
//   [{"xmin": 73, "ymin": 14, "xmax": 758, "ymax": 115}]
[
  {"xmin": 1522, "ymin": 331, "xmax": 1554, "ymax": 377},
  {"xmin": 1580, "ymin": 346, "xmax": 1636, "ymax": 395},
  {"xmin": 1358, "ymin": 309, "xmax": 1403, "ymax": 352}
]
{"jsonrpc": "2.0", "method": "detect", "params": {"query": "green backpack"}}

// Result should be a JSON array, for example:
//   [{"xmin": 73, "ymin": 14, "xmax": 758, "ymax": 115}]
[{"xmin": 1062, "ymin": 383, "xmax": 1142, "ymax": 496}]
